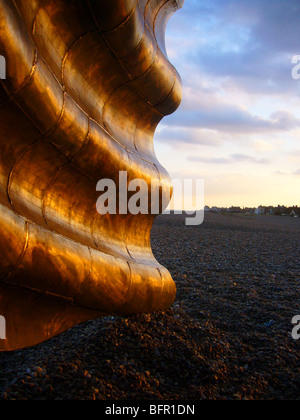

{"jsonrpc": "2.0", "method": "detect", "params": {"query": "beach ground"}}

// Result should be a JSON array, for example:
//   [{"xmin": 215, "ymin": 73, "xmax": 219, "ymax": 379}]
[{"xmin": 0, "ymin": 213, "xmax": 299, "ymax": 400}]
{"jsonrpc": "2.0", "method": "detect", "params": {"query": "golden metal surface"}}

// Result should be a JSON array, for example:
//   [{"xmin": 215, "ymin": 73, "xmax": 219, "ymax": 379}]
[{"xmin": 0, "ymin": 0, "xmax": 184, "ymax": 351}]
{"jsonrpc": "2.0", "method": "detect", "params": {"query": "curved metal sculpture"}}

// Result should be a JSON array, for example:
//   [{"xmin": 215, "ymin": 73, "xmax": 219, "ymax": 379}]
[{"xmin": 0, "ymin": 0, "xmax": 184, "ymax": 351}]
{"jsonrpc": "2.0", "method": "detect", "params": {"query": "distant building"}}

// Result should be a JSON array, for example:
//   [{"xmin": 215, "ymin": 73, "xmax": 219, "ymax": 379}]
[
  {"xmin": 255, "ymin": 206, "xmax": 266, "ymax": 215},
  {"xmin": 206, "ymin": 204, "xmax": 300, "ymax": 217},
  {"xmin": 244, "ymin": 207, "xmax": 255, "ymax": 215},
  {"xmin": 229, "ymin": 206, "xmax": 242, "ymax": 213}
]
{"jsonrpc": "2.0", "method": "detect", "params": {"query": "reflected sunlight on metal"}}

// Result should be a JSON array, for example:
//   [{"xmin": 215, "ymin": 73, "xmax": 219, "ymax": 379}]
[{"xmin": 0, "ymin": 0, "xmax": 184, "ymax": 350}]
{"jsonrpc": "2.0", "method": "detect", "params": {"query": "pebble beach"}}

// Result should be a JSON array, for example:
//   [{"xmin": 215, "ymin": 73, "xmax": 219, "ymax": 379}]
[{"xmin": 0, "ymin": 212, "xmax": 299, "ymax": 400}]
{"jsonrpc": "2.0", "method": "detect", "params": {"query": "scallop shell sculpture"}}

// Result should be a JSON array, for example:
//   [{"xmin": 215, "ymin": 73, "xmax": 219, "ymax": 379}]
[{"xmin": 0, "ymin": 0, "xmax": 184, "ymax": 351}]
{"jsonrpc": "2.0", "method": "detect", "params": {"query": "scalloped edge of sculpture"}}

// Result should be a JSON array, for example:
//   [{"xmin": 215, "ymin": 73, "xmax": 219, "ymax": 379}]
[{"xmin": 0, "ymin": 0, "xmax": 184, "ymax": 351}]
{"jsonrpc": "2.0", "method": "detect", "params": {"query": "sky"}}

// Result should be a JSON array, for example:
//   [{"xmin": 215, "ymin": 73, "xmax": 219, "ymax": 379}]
[{"xmin": 154, "ymin": 0, "xmax": 300, "ymax": 209}]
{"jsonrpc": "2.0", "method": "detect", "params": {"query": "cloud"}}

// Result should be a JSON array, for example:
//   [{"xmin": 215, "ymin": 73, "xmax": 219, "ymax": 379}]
[
  {"xmin": 165, "ymin": 105, "xmax": 300, "ymax": 135},
  {"xmin": 168, "ymin": 0, "xmax": 300, "ymax": 95},
  {"xmin": 273, "ymin": 170, "xmax": 289, "ymax": 176},
  {"xmin": 164, "ymin": 0, "xmax": 300, "ymax": 142},
  {"xmin": 187, "ymin": 153, "xmax": 270, "ymax": 165},
  {"xmin": 157, "ymin": 0, "xmax": 300, "ymax": 207},
  {"xmin": 273, "ymin": 169, "xmax": 300, "ymax": 176},
  {"xmin": 155, "ymin": 126, "xmax": 223, "ymax": 146}
]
